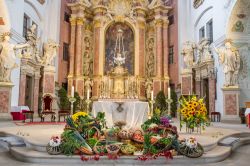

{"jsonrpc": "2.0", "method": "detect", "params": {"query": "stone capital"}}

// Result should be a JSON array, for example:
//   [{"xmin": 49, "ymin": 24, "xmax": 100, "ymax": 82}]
[
  {"xmin": 70, "ymin": 17, "xmax": 77, "ymax": 26},
  {"xmin": 76, "ymin": 17, "xmax": 85, "ymax": 25},
  {"xmin": 163, "ymin": 19, "xmax": 169, "ymax": 28},
  {"xmin": 93, "ymin": 19, "xmax": 102, "ymax": 28},
  {"xmin": 154, "ymin": 19, "xmax": 163, "ymax": 27}
]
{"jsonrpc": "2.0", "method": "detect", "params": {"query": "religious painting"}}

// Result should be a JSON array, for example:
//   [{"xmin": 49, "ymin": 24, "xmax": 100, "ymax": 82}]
[{"xmin": 105, "ymin": 22, "xmax": 134, "ymax": 75}]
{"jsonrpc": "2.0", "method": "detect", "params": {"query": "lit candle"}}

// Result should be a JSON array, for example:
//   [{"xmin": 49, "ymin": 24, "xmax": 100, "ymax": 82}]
[
  {"xmin": 151, "ymin": 90, "xmax": 154, "ymax": 101},
  {"xmin": 71, "ymin": 86, "xmax": 74, "ymax": 97},
  {"xmin": 87, "ymin": 89, "xmax": 90, "ymax": 100},
  {"xmin": 189, "ymin": 91, "xmax": 191, "ymax": 95},
  {"xmin": 168, "ymin": 87, "xmax": 171, "ymax": 99}
]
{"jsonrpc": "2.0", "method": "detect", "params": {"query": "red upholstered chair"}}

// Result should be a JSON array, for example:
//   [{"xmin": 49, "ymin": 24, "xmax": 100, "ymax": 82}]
[{"xmin": 40, "ymin": 94, "xmax": 56, "ymax": 122}]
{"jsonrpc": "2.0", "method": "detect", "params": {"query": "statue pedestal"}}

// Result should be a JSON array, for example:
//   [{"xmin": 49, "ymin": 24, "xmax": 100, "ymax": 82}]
[
  {"xmin": 41, "ymin": 66, "xmax": 56, "ymax": 96},
  {"xmin": 0, "ymin": 82, "xmax": 14, "ymax": 120},
  {"xmin": 181, "ymin": 69, "xmax": 193, "ymax": 95},
  {"xmin": 221, "ymin": 87, "xmax": 241, "ymax": 122}
]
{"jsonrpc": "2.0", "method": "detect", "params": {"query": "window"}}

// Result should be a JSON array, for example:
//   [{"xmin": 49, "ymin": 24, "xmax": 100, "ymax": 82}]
[
  {"xmin": 169, "ymin": 46, "xmax": 174, "ymax": 64},
  {"xmin": 63, "ymin": 43, "xmax": 69, "ymax": 61},
  {"xmin": 23, "ymin": 14, "xmax": 29, "ymax": 38},
  {"xmin": 64, "ymin": 12, "xmax": 70, "ymax": 23},
  {"xmin": 169, "ymin": 15, "xmax": 174, "ymax": 25},
  {"xmin": 206, "ymin": 19, "xmax": 213, "ymax": 43},
  {"xmin": 199, "ymin": 26, "xmax": 205, "ymax": 41}
]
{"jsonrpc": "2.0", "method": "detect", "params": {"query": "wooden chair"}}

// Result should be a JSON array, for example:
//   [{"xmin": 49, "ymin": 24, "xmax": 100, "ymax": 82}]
[
  {"xmin": 40, "ymin": 94, "xmax": 56, "ymax": 122},
  {"xmin": 22, "ymin": 110, "xmax": 34, "ymax": 122},
  {"xmin": 58, "ymin": 110, "xmax": 70, "ymax": 122}
]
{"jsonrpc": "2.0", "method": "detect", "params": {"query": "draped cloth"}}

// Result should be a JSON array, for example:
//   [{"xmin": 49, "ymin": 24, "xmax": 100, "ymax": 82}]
[{"xmin": 92, "ymin": 101, "xmax": 149, "ymax": 129}]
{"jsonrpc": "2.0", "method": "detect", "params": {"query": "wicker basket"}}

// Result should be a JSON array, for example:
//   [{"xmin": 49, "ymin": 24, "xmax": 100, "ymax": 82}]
[
  {"xmin": 93, "ymin": 140, "xmax": 107, "ymax": 154},
  {"xmin": 79, "ymin": 146, "xmax": 93, "ymax": 155},
  {"xmin": 106, "ymin": 144, "xmax": 121, "ymax": 155},
  {"xmin": 87, "ymin": 126, "xmax": 101, "ymax": 139},
  {"xmin": 120, "ymin": 144, "xmax": 136, "ymax": 155},
  {"xmin": 46, "ymin": 143, "xmax": 62, "ymax": 155},
  {"xmin": 132, "ymin": 130, "xmax": 144, "ymax": 143}
]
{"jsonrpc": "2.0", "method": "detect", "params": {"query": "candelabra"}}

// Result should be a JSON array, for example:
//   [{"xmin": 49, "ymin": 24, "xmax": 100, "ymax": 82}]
[
  {"xmin": 69, "ymin": 97, "xmax": 76, "ymax": 115},
  {"xmin": 166, "ymin": 98, "xmax": 173, "ymax": 117},
  {"xmin": 148, "ymin": 99, "xmax": 155, "ymax": 119}
]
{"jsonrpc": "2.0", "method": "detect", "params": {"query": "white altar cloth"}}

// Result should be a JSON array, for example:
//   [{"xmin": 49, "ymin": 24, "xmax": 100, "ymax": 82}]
[{"xmin": 92, "ymin": 101, "xmax": 149, "ymax": 129}]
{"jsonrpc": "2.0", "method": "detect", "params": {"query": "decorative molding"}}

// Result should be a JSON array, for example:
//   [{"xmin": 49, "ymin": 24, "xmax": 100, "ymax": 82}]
[
  {"xmin": 193, "ymin": 0, "xmax": 205, "ymax": 9},
  {"xmin": 10, "ymin": 28, "xmax": 26, "ymax": 43},
  {"xmin": 37, "ymin": 0, "xmax": 45, "ymax": 5}
]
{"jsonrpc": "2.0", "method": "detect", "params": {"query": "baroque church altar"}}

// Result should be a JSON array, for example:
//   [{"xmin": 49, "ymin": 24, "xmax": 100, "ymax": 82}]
[{"xmin": 67, "ymin": 0, "xmax": 171, "ymax": 100}]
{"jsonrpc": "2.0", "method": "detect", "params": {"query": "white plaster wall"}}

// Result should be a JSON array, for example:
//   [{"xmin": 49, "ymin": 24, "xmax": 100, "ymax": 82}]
[
  {"xmin": 178, "ymin": 0, "xmax": 240, "ymax": 115},
  {"xmin": 4, "ymin": 0, "xmax": 61, "ymax": 107}
]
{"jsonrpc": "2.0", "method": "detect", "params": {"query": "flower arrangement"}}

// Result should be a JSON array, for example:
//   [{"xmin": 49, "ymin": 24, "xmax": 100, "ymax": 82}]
[
  {"xmin": 179, "ymin": 95, "xmax": 210, "ymax": 131},
  {"xmin": 72, "ymin": 111, "xmax": 88, "ymax": 122},
  {"xmin": 49, "ymin": 136, "xmax": 61, "ymax": 147}
]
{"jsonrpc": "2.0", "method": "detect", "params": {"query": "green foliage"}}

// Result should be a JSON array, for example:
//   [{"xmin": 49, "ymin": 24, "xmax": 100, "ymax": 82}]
[
  {"xmin": 141, "ymin": 116, "xmax": 160, "ymax": 131},
  {"xmin": 58, "ymin": 87, "xmax": 70, "ymax": 110},
  {"xmin": 61, "ymin": 130, "xmax": 82, "ymax": 155},
  {"xmin": 73, "ymin": 92, "xmax": 81, "ymax": 114},
  {"xmin": 170, "ymin": 89, "xmax": 178, "ymax": 117},
  {"xmin": 155, "ymin": 91, "xmax": 167, "ymax": 114}
]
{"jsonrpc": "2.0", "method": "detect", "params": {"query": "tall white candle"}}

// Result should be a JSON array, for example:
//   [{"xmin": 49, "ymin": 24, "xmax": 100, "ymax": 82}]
[
  {"xmin": 87, "ymin": 89, "xmax": 90, "ymax": 100},
  {"xmin": 71, "ymin": 86, "xmax": 74, "ymax": 97},
  {"xmin": 168, "ymin": 87, "xmax": 171, "ymax": 99},
  {"xmin": 151, "ymin": 90, "xmax": 154, "ymax": 100}
]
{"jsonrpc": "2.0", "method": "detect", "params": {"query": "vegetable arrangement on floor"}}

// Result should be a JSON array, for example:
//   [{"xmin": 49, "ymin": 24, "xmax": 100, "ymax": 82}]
[{"xmin": 46, "ymin": 111, "xmax": 204, "ymax": 161}]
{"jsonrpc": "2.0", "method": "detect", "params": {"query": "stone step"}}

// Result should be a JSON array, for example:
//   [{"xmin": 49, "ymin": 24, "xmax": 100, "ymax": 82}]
[{"xmin": 9, "ymin": 145, "xmax": 232, "ymax": 165}]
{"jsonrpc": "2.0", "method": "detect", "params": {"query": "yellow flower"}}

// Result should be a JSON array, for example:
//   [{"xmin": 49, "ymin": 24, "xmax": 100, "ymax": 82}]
[
  {"xmin": 191, "ymin": 96, "xmax": 197, "ymax": 101},
  {"xmin": 72, "ymin": 111, "xmax": 88, "ymax": 122},
  {"xmin": 181, "ymin": 108, "xmax": 187, "ymax": 114}
]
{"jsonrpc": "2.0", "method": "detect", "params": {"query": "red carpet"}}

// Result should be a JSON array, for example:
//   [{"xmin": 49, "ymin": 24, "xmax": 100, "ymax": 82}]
[{"xmin": 14, "ymin": 121, "xmax": 66, "ymax": 126}]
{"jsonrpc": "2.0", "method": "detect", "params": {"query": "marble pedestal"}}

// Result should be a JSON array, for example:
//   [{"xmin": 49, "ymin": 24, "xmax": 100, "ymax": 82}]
[
  {"xmin": 0, "ymin": 82, "xmax": 14, "ymax": 119},
  {"xmin": 41, "ymin": 66, "xmax": 56, "ymax": 96},
  {"xmin": 221, "ymin": 87, "xmax": 240, "ymax": 122},
  {"xmin": 181, "ymin": 69, "xmax": 193, "ymax": 95}
]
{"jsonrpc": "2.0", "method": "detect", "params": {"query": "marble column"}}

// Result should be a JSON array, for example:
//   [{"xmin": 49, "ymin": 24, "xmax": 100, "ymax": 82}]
[
  {"xmin": 18, "ymin": 71, "xmax": 27, "ymax": 106},
  {"xmin": 209, "ymin": 77, "xmax": 216, "ymax": 113},
  {"xmin": 181, "ymin": 69, "xmax": 193, "ymax": 95},
  {"xmin": 33, "ymin": 72, "xmax": 41, "ymax": 116},
  {"xmin": 155, "ymin": 19, "xmax": 163, "ymax": 77},
  {"xmin": 68, "ymin": 17, "xmax": 76, "ymax": 96},
  {"xmin": 75, "ymin": 17, "xmax": 84, "ymax": 97},
  {"xmin": 163, "ymin": 19, "xmax": 169, "ymax": 94}
]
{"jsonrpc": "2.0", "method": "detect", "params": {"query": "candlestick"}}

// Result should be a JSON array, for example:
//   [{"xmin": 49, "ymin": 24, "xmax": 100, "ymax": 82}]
[
  {"xmin": 151, "ymin": 90, "xmax": 154, "ymax": 101},
  {"xmin": 168, "ymin": 87, "xmax": 171, "ymax": 99},
  {"xmin": 87, "ymin": 89, "xmax": 90, "ymax": 100},
  {"xmin": 71, "ymin": 86, "xmax": 74, "ymax": 97}
]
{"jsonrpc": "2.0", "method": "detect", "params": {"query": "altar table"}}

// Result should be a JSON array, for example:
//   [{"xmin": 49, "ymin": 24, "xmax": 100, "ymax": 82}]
[{"xmin": 92, "ymin": 101, "xmax": 149, "ymax": 129}]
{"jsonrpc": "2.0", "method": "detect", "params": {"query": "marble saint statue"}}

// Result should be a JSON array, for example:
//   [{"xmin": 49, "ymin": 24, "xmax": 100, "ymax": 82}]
[
  {"xmin": 145, "ymin": 78, "xmax": 153, "ymax": 99},
  {"xmin": 85, "ymin": 78, "xmax": 93, "ymax": 94},
  {"xmin": 213, "ymin": 41, "xmax": 240, "ymax": 87},
  {"xmin": 0, "ymin": 32, "xmax": 28, "ymax": 82},
  {"xmin": 42, "ymin": 39, "xmax": 59, "ymax": 66},
  {"xmin": 181, "ymin": 41, "xmax": 196, "ymax": 69}
]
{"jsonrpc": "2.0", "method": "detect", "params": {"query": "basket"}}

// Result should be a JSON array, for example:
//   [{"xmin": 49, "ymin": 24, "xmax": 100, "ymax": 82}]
[
  {"xmin": 46, "ymin": 143, "xmax": 62, "ymax": 155},
  {"xmin": 93, "ymin": 140, "xmax": 107, "ymax": 154},
  {"xmin": 118, "ymin": 129, "xmax": 134, "ymax": 140},
  {"xmin": 120, "ymin": 144, "xmax": 136, "ymax": 155},
  {"xmin": 79, "ymin": 146, "xmax": 93, "ymax": 155},
  {"xmin": 104, "ymin": 129, "xmax": 118, "ymax": 141},
  {"xmin": 106, "ymin": 144, "xmax": 121, "ymax": 155},
  {"xmin": 87, "ymin": 126, "xmax": 101, "ymax": 139},
  {"xmin": 132, "ymin": 130, "xmax": 144, "ymax": 143}
]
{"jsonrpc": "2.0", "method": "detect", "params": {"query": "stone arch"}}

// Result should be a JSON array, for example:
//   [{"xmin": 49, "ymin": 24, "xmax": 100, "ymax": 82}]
[
  {"xmin": 24, "ymin": 0, "xmax": 43, "ymax": 22},
  {"xmin": 194, "ymin": 6, "xmax": 213, "ymax": 27}
]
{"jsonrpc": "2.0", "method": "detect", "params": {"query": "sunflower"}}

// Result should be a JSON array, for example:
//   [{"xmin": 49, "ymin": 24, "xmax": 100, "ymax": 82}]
[
  {"xmin": 181, "ymin": 108, "xmax": 187, "ymax": 114},
  {"xmin": 72, "ymin": 111, "xmax": 88, "ymax": 122}
]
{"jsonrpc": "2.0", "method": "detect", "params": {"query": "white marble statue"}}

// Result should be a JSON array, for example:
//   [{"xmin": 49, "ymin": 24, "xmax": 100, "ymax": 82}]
[
  {"xmin": 148, "ymin": 0, "xmax": 164, "ymax": 9},
  {"xmin": 145, "ymin": 78, "xmax": 153, "ymax": 99},
  {"xmin": 0, "ymin": 32, "xmax": 28, "ymax": 82},
  {"xmin": 42, "ymin": 39, "xmax": 59, "ymax": 66},
  {"xmin": 80, "ymin": 0, "xmax": 92, "ymax": 7},
  {"xmin": 85, "ymin": 78, "xmax": 93, "ymax": 94},
  {"xmin": 213, "ymin": 41, "xmax": 240, "ymax": 87},
  {"xmin": 198, "ymin": 39, "xmax": 212, "ymax": 62},
  {"xmin": 181, "ymin": 41, "xmax": 196, "ymax": 69}
]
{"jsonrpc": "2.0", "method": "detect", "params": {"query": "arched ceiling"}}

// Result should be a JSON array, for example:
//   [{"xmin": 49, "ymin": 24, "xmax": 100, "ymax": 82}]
[{"xmin": 228, "ymin": 0, "xmax": 250, "ymax": 34}]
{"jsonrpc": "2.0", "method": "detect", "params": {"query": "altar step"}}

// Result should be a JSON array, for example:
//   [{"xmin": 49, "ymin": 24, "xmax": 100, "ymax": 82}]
[{"xmin": 3, "ymin": 132, "xmax": 250, "ymax": 165}]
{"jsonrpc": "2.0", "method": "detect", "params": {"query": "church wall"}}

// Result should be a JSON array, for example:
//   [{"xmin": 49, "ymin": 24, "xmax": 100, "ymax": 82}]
[
  {"xmin": 168, "ymin": 0, "xmax": 179, "ymax": 89},
  {"xmin": 2, "ymin": 0, "xmax": 61, "ymax": 110},
  {"xmin": 58, "ymin": 0, "xmax": 70, "ymax": 88},
  {"xmin": 178, "ymin": 0, "xmax": 241, "ymax": 117}
]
